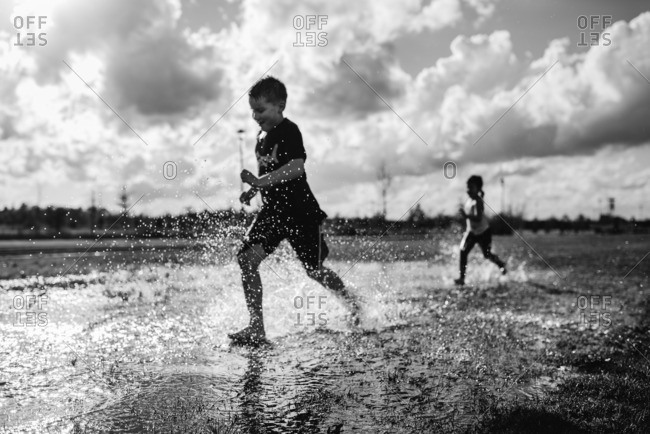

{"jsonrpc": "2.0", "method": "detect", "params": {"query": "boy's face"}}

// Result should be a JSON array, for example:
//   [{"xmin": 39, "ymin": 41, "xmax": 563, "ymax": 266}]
[
  {"xmin": 467, "ymin": 183, "xmax": 479, "ymax": 198},
  {"xmin": 249, "ymin": 96, "xmax": 284, "ymax": 132}
]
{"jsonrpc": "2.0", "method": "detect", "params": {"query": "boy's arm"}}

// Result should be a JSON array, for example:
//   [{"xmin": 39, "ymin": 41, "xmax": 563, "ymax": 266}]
[
  {"xmin": 241, "ymin": 159, "xmax": 305, "ymax": 189},
  {"xmin": 240, "ymin": 188, "xmax": 258, "ymax": 205},
  {"xmin": 468, "ymin": 200, "xmax": 484, "ymax": 223}
]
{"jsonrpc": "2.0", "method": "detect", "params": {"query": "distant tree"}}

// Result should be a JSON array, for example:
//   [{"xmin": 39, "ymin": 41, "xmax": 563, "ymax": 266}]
[
  {"xmin": 575, "ymin": 214, "xmax": 590, "ymax": 232},
  {"xmin": 49, "ymin": 207, "xmax": 67, "ymax": 233},
  {"xmin": 529, "ymin": 218, "xmax": 540, "ymax": 233},
  {"xmin": 26, "ymin": 205, "xmax": 39, "ymax": 230},
  {"xmin": 560, "ymin": 214, "xmax": 571, "ymax": 234},
  {"xmin": 407, "ymin": 203, "xmax": 426, "ymax": 223}
]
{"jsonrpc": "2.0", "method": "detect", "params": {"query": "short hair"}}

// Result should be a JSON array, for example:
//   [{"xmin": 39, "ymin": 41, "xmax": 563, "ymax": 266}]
[{"xmin": 249, "ymin": 76, "xmax": 287, "ymax": 104}]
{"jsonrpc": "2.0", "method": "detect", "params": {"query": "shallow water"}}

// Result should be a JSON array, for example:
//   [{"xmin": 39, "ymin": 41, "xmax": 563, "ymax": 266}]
[{"xmin": 2, "ymin": 233, "xmax": 643, "ymax": 433}]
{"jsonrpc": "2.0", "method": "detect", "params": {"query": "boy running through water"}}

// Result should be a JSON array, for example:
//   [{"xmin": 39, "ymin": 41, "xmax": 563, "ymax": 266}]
[
  {"xmin": 229, "ymin": 76, "xmax": 359, "ymax": 345},
  {"xmin": 454, "ymin": 175, "xmax": 507, "ymax": 286}
]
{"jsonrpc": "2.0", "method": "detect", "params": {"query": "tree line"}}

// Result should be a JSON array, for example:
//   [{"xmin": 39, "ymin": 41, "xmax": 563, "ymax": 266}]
[{"xmin": 0, "ymin": 203, "xmax": 646, "ymax": 240}]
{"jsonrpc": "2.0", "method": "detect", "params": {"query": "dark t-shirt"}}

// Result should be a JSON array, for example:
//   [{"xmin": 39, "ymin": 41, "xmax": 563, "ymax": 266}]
[{"xmin": 255, "ymin": 118, "xmax": 327, "ymax": 223}]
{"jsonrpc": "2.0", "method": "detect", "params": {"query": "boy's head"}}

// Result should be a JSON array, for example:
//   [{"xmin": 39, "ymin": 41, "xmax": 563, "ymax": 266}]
[
  {"xmin": 466, "ymin": 175, "xmax": 484, "ymax": 198},
  {"xmin": 248, "ymin": 76, "xmax": 287, "ymax": 132}
]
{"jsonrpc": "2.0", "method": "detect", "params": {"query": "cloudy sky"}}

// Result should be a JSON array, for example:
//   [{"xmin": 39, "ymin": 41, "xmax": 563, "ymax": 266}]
[{"xmin": 1, "ymin": 0, "xmax": 649, "ymax": 219}]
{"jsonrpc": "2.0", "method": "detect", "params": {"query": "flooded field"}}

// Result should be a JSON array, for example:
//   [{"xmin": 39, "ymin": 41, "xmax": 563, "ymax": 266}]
[{"xmin": 0, "ymin": 233, "xmax": 648, "ymax": 433}]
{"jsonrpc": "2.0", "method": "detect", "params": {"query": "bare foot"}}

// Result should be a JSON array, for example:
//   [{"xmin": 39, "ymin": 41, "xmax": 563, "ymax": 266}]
[{"xmin": 228, "ymin": 326, "xmax": 268, "ymax": 346}]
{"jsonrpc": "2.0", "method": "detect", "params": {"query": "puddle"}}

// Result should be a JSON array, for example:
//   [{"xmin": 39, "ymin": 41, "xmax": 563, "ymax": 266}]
[{"xmin": 1, "ymin": 242, "xmax": 566, "ymax": 433}]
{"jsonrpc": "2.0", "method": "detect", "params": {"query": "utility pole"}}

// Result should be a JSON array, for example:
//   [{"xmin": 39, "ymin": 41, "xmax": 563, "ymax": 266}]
[
  {"xmin": 90, "ymin": 190, "xmax": 96, "ymax": 236},
  {"xmin": 119, "ymin": 186, "xmax": 128, "ymax": 214},
  {"xmin": 500, "ymin": 177, "xmax": 505, "ymax": 214},
  {"xmin": 377, "ymin": 161, "xmax": 392, "ymax": 219}
]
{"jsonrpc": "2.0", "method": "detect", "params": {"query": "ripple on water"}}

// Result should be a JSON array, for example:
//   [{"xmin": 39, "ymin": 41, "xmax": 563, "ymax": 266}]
[{"xmin": 1, "ymin": 252, "xmax": 562, "ymax": 432}]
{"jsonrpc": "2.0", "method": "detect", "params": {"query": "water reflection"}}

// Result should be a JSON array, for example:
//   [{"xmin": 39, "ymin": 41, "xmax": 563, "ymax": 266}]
[
  {"xmin": 236, "ymin": 344, "xmax": 326, "ymax": 433},
  {"xmin": 239, "ymin": 347, "xmax": 268, "ymax": 433}
]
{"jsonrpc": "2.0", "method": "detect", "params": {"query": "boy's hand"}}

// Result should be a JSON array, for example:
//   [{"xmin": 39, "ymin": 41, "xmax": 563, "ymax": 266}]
[
  {"xmin": 240, "ymin": 189, "xmax": 257, "ymax": 205},
  {"xmin": 458, "ymin": 207, "xmax": 467, "ymax": 218},
  {"xmin": 240, "ymin": 169, "xmax": 259, "ymax": 187}
]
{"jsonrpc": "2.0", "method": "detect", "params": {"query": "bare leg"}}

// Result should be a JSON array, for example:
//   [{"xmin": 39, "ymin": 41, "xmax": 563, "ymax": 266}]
[
  {"xmin": 307, "ymin": 266, "xmax": 360, "ymax": 324},
  {"xmin": 307, "ymin": 266, "xmax": 344, "ymax": 292},
  {"xmin": 478, "ymin": 234, "xmax": 506, "ymax": 273},
  {"xmin": 483, "ymin": 249, "xmax": 506, "ymax": 273},
  {"xmin": 458, "ymin": 248, "xmax": 469, "ymax": 282},
  {"xmin": 231, "ymin": 244, "xmax": 268, "ymax": 342},
  {"xmin": 456, "ymin": 232, "xmax": 476, "ymax": 285}
]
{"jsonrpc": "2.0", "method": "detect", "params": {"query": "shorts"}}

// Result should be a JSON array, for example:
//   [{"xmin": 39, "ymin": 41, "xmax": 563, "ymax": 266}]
[
  {"xmin": 239, "ymin": 211, "xmax": 329, "ymax": 271},
  {"xmin": 460, "ymin": 227, "xmax": 493, "ymax": 254}
]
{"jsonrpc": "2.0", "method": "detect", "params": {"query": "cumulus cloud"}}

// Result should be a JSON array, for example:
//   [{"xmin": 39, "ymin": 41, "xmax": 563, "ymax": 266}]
[
  {"xmin": 306, "ymin": 52, "xmax": 408, "ymax": 118},
  {"xmin": 8, "ymin": 0, "xmax": 224, "ymax": 115},
  {"xmin": 449, "ymin": 13, "xmax": 650, "ymax": 163},
  {"xmin": 106, "ymin": 29, "xmax": 222, "ymax": 115},
  {"xmin": 363, "ymin": 13, "xmax": 650, "ymax": 177},
  {"xmin": 275, "ymin": 11, "xmax": 650, "ymax": 218},
  {"xmin": 1, "ymin": 0, "xmax": 648, "ymax": 219}
]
